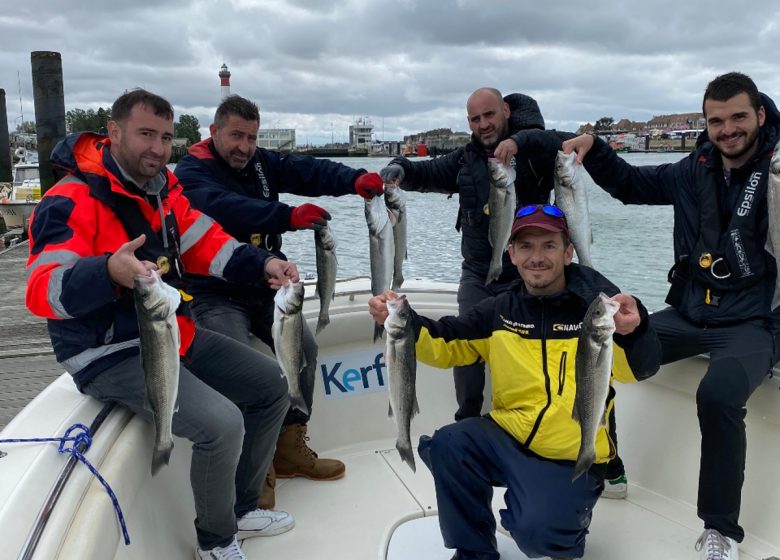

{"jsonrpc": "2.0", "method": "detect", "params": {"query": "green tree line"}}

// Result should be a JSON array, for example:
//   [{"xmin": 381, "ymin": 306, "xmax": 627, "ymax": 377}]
[{"xmin": 14, "ymin": 109, "xmax": 202, "ymax": 146}]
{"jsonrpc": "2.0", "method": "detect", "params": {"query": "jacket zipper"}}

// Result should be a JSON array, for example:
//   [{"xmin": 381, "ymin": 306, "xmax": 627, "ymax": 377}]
[
  {"xmin": 557, "ymin": 351, "xmax": 568, "ymax": 396},
  {"xmin": 524, "ymin": 301, "xmax": 552, "ymax": 448}
]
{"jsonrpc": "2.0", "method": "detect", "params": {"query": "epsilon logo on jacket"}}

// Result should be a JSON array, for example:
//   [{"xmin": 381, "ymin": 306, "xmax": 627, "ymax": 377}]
[{"xmin": 254, "ymin": 162, "xmax": 271, "ymax": 198}]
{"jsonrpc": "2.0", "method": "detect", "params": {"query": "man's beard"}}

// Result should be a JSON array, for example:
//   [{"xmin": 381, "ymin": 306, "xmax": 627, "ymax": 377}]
[{"xmin": 720, "ymin": 127, "xmax": 760, "ymax": 162}]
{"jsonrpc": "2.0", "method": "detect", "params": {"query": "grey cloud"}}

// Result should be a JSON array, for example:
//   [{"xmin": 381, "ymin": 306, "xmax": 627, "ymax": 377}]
[{"xmin": 2, "ymin": 1, "xmax": 780, "ymax": 144}]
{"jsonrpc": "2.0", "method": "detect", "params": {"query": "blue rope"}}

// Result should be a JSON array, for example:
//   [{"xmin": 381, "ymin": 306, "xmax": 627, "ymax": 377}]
[{"xmin": 0, "ymin": 423, "xmax": 131, "ymax": 545}]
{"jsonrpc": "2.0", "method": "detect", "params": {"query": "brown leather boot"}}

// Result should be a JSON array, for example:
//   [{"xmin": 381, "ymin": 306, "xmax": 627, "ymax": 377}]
[
  {"xmin": 273, "ymin": 424, "xmax": 345, "ymax": 480},
  {"xmin": 257, "ymin": 464, "xmax": 275, "ymax": 510}
]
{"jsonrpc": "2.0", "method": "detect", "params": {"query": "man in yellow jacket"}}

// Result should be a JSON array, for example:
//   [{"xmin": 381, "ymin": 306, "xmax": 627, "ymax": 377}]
[{"xmin": 369, "ymin": 205, "xmax": 661, "ymax": 560}]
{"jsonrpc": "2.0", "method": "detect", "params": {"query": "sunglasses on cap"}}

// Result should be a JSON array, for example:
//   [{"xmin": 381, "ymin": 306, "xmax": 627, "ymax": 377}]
[{"xmin": 515, "ymin": 204, "xmax": 566, "ymax": 220}]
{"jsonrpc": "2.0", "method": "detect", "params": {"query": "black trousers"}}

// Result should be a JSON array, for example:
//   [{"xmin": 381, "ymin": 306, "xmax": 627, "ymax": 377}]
[{"xmin": 651, "ymin": 307, "xmax": 775, "ymax": 542}]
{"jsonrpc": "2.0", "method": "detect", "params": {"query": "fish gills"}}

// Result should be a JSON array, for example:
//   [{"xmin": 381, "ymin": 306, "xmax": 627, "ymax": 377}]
[
  {"xmin": 554, "ymin": 150, "xmax": 593, "ymax": 268},
  {"xmin": 315, "ymin": 225, "xmax": 338, "ymax": 334},
  {"xmin": 486, "ymin": 158, "xmax": 517, "ymax": 285},
  {"xmin": 365, "ymin": 194, "xmax": 395, "ymax": 341},
  {"xmin": 133, "ymin": 271, "xmax": 181, "ymax": 476},
  {"xmin": 572, "ymin": 292, "xmax": 619, "ymax": 481},
  {"xmin": 384, "ymin": 184, "xmax": 408, "ymax": 291},
  {"xmin": 385, "ymin": 294, "xmax": 419, "ymax": 472},
  {"xmin": 272, "ymin": 281, "xmax": 309, "ymax": 415}
]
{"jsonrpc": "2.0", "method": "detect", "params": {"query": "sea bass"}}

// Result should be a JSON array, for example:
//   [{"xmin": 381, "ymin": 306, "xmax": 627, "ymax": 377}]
[
  {"xmin": 272, "ymin": 281, "xmax": 309, "ymax": 415},
  {"xmin": 385, "ymin": 293, "xmax": 419, "ymax": 472},
  {"xmin": 486, "ymin": 158, "xmax": 517, "ymax": 285},
  {"xmin": 767, "ymin": 145, "xmax": 780, "ymax": 310},
  {"xmin": 365, "ymin": 194, "xmax": 395, "ymax": 341},
  {"xmin": 315, "ymin": 224, "xmax": 338, "ymax": 334},
  {"xmin": 554, "ymin": 150, "xmax": 593, "ymax": 268},
  {"xmin": 384, "ymin": 184, "xmax": 408, "ymax": 291},
  {"xmin": 572, "ymin": 292, "xmax": 620, "ymax": 481},
  {"xmin": 133, "ymin": 271, "xmax": 181, "ymax": 476}
]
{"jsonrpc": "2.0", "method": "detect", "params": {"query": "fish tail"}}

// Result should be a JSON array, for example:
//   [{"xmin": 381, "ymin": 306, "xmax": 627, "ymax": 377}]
[
  {"xmin": 151, "ymin": 440, "xmax": 174, "ymax": 476},
  {"xmin": 397, "ymin": 440, "xmax": 416, "ymax": 473},
  {"xmin": 411, "ymin": 396, "xmax": 420, "ymax": 419},
  {"xmin": 572, "ymin": 448, "xmax": 594, "ymax": 482},
  {"xmin": 485, "ymin": 262, "xmax": 502, "ymax": 286},
  {"xmin": 391, "ymin": 276, "xmax": 404, "ymax": 291},
  {"xmin": 373, "ymin": 323, "xmax": 385, "ymax": 342},
  {"xmin": 316, "ymin": 315, "xmax": 329, "ymax": 334},
  {"xmin": 290, "ymin": 395, "xmax": 310, "ymax": 416}
]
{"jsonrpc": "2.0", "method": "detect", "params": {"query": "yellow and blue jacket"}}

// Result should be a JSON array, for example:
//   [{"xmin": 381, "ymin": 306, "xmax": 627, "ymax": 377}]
[{"xmin": 413, "ymin": 264, "xmax": 661, "ymax": 464}]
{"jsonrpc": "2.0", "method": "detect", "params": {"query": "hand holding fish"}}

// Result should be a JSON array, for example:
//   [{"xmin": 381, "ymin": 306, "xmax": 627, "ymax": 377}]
[
  {"xmin": 561, "ymin": 133, "xmax": 595, "ymax": 165},
  {"xmin": 367, "ymin": 290, "xmax": 397, "ymax": 326},
  {"xmin": 107, "ymin": 234, "xmax": 157, "ymax": 288},
  {"xmin": 612, "ymin": 293, "xmax": 641, "ymax": 335},
  {"xmin": 493, "ymin": 137, "xmax": 518, "ymax": 167},
  {"xmin": 266, "ymin": 257, "xmax": 300, "ymax": 289}
]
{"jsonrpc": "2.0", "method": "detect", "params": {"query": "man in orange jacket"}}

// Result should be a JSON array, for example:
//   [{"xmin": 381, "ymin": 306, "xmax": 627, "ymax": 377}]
[{"xmin": 26, "ymin": 89, "xmax": 297, "ymax": 560}]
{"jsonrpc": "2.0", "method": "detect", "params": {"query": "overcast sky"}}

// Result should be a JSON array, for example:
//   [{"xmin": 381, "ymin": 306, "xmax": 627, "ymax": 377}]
[{"xmin": 2, "ymin": 0, "xmax": 779, "ymax": 145}]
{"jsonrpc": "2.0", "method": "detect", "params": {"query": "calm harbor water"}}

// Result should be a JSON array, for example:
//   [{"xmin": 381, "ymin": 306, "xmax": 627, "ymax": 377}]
[{"xmin": 278, "ymin": 152, "xmax": 686, "ymax": 313}]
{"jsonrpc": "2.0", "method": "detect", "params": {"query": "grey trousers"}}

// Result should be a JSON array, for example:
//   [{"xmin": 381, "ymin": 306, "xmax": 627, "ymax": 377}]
[
  {"xmin": 80, "ymin": 327, "xmax": 289, "ymax": 549},
  {"xmin": 191, "ymin": 293, "xmax": 315, "ymax": 426}
]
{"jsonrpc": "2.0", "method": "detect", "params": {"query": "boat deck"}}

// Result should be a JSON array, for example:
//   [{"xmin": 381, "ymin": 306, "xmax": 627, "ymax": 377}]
[
  {"xmin": 244, "ymin": 437, "xmax": 775, "ymax": 560},
  {"xmin": 0, "ymin": 241, "xmax": 60, "ymax": 430}
]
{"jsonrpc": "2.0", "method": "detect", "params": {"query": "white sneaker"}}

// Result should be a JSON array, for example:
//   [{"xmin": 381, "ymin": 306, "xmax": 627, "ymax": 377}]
[
  {"xmin": 236, "ymin": 508, "xmax": 295, "ymax": 539},
  {"xmin": 195, "ymin": 536, "xmax": 247, "ymax": 560},
  {"xmin": 600, "ymin": 473, "xmax": 628, "ymax": 499},
  {"xmin": 695, "ymin": 529, "xmax": 739, "ymax": 560}
]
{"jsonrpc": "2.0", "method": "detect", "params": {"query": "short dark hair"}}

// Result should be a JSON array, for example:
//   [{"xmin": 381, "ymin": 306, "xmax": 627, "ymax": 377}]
[
  {"xmin": 111, "ymin": 89, "xmax": 174, "ymax": 123},
  {"xmin": 702, "ymin": 72, "xmax": 762, "ymax": 115},
  {"xmin": 214, "ymin": 95, "xmax": 260, "ymax": 127}
]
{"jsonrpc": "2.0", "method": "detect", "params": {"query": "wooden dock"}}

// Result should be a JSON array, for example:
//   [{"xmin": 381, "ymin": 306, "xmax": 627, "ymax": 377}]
[{"xmin": 0, "ymin": 240, "xmax": 61, "ymax": 430}]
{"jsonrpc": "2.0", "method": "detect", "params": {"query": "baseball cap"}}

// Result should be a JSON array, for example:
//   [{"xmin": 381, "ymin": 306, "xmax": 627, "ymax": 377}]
[{"xmin": 509, "ymin": 205, "xmax": 570, "ymax": 240}]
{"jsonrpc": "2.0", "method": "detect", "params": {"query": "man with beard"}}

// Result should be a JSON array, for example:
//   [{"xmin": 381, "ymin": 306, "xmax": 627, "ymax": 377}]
[
  {"xmin": 561, "ymin": 72, "xmax": 780, "ymax": 560},
  {"xmin": 175, "ymin": 95, "xmax": 385, "ymax": 510},
  {"xmin": 26, "ymin": 89, "xmax": 298, "ymax": 560}
]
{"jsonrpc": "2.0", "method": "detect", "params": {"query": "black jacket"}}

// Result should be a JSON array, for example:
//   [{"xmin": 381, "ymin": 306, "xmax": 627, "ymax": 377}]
[{"xmin": 582, "ymin": 92, "xmax": 780, "ymax": 332}]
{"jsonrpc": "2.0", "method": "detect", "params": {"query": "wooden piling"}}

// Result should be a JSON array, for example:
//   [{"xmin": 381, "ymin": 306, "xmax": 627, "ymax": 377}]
[
  {"xmin": 0, "ymin": 89, "xmax": 11, "ymax": 183},
  {"xmin": 31, "ymin": 51, "xmax": 66, "ymax": 196}
]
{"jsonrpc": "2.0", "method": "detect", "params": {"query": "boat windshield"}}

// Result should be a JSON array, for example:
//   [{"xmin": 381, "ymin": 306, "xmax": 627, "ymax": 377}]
[{"xmin": 13, "ymin": 166, "xmax": 40, "ymax": 185}]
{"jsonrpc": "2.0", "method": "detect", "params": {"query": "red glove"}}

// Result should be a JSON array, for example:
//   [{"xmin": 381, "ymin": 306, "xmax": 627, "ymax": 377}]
[
  {"xmin": 354, "ymin": 172, "xmax": 384, "ymax": 199},
  {"xmin": 289, "ymin": 203, "xmax": 331, "ymax": 230}
]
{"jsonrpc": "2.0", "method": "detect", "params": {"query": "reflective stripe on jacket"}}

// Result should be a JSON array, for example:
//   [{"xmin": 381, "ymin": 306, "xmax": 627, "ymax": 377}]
[{"xmin": 26, "ymin": 132, "xmax": 272, "ymax": 383}]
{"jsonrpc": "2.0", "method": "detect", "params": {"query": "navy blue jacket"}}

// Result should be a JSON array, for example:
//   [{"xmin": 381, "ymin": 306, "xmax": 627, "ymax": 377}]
[
  {"xmin": 175, "ymin": 139, "xmax": 364, "ymax": 298},
  {"xmin": 582, "ymin": 93, "xmax": 780, "ymax": 332}
]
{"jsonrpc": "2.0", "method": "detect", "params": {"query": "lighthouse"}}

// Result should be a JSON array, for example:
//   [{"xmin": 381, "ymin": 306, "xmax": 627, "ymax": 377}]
[{"xmin": 219, "ymin": 63, "xmax": 231, "ymax": 99}]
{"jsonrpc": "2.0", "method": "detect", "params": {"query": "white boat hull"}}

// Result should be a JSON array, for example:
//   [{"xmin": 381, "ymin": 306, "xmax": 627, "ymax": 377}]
[
  {"xmin": 1, "ymin": 278, "xmax": 779, "ymax": 560},
  {"xmin": 0, "ymin": 200, "xmax": 36, "ymax": 229}
]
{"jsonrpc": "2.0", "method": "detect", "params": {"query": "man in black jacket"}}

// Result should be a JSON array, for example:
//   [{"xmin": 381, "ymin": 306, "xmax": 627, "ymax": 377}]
[{"xmin": 561, "ymin": 71, "xmax": 780, "ymax": 560}]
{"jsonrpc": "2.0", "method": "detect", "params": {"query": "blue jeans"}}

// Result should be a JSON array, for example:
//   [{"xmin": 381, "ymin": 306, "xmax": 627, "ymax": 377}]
[
  {"xmin": 419, "ymin": 417, "xmax": 603, "ymax": 559},
  {"xmin": 80, "ymin": 328, "xmax": 289, "ymax": 549},
  {"xmin": 191, "ymin": 293, "xmax": 315, "ymax": 426}
]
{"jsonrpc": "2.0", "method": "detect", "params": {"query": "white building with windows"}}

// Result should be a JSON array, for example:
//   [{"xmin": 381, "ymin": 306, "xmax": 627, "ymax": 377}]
[
  {"xmin": 257, "ymin": 129, "xmax": 296, "ymax": 151},
  {"xmin": 349, "ymin": 117, "xmax": 373, "ymax": 150}
]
